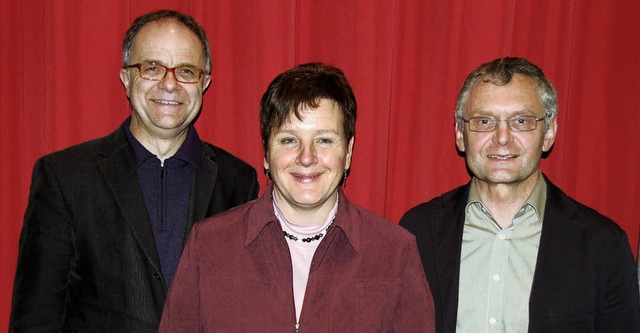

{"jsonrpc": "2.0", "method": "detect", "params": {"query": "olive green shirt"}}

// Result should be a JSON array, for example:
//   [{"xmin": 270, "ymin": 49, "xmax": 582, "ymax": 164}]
[{"xmin": 456, "ymin": 174, "xmax": 546, "ymax": 333}]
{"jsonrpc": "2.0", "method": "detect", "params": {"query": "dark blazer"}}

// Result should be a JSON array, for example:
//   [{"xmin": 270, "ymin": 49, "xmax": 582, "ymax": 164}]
[
  {"xmin": 400, "ymin": 175, "xmax": 640, "ymax": 333},
  {"xmin": 10, "ymin": 123, "xmax": 259, "ymax": 332}
]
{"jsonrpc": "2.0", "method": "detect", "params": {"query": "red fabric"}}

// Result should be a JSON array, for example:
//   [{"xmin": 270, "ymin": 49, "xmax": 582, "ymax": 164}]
[
  {"xmin": 160, "ymin": 187, "xmax": 435, "ymax": 332},
  {"xmin": 2, "ymin": 0, "xmax": 639, "ymax": 329}
]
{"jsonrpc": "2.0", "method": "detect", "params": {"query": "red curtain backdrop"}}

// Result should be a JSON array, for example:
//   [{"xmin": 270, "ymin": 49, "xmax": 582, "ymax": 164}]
[{"xmin": 2, "ymin": 0, "xmax": 639, "ymax": 328}]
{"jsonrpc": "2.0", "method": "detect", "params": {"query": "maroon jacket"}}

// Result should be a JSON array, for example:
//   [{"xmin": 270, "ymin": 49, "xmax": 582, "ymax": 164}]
[{"xmin": 160, "ymin": 187, "xmax": 436, "ymax": 332}]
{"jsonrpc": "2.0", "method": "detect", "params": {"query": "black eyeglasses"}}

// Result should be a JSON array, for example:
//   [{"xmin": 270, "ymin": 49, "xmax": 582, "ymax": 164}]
[
  {"xmin": 123, "ymin": 62, "xmax": 206, "ymax": 83},
  {"xmin": 462, "ymin": 115, "xmax": 545, "ymax": 132}
]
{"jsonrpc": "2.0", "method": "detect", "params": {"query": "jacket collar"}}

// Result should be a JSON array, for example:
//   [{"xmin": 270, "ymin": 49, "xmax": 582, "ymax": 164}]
[
  {"xmin": 94, "ymin": 121, "xmax": 222, "ymax": 288},
  {"xmin": 438, "ymin": 174, "xmax": 584, "ymax": 330},
  {"xmin": 244, "ymin": 184, "xmax": 360, "ymax": 253},
  {"xmin": 123, "ymin": 116, "xmax": 206, "ymax": 171},
  {"xmin": 96, "ymin": 124, "xmax": 163, "ymax": 279}
]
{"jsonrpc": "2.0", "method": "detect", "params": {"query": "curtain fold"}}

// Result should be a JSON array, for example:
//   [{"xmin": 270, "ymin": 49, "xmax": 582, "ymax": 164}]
[{"xmin": 2, "ymin": 0, "xmax": 638, "ymax": 328}]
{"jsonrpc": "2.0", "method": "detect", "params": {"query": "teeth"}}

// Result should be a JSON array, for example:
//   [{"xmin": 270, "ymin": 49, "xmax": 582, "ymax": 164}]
[
  {"xmin": 489, "ymin": 155, "xmax": 514, "ymax": 160},
  {"xmin": 295, "ymin": 174, "xmax": 317, "ymax": 178},
  {"xmin": 156, "ymin": 100, "xmax": 179, "ymax": 105}
]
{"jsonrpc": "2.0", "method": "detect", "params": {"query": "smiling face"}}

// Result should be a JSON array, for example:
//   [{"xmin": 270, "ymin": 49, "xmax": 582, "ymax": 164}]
[
  {"xmin": 456, "ymin": 74, "xmax": 556, "ymax": 189},
  {"xmin": 119, "ymin": 19, "xmax": 211, "ymax": 141},
  {"xmin": 264, "ymin": 99, "xmax": 354, "ymax": 219}
]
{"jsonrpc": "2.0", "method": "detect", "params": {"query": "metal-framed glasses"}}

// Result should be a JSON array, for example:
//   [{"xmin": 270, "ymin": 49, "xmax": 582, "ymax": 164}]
[
  {"xmin": 463, "ymin": 115, "xmax": 545, "ymax": 132},
  {"xmin": 123, "ymin": 62, "xmax": 205, "ymax": 83}
]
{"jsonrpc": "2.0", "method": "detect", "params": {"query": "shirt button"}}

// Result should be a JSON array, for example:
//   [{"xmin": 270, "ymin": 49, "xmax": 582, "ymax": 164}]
[
  {"xmin": 154, "ymin": 273, "xmax": 162, "ymax": 280},
  {"xmin": 492, "ymin": 274, "xmax": 500, "ymax": 281},
  {"xmin": 489, "ymin": 317, "xmax": 497, "ymax": 325},
  {"xmin": 498, "ymin": 233, "xmax": 506, "ymax": 240}
]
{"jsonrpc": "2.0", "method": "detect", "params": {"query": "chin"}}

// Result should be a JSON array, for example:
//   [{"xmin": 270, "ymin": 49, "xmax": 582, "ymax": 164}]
[
  {"xmin": 479, "ymin": 171, "xmax": 519, "ymax": 184},
  {"xmin": 291, "ymin": 194, "xmax": 322, "ymax": 205}
]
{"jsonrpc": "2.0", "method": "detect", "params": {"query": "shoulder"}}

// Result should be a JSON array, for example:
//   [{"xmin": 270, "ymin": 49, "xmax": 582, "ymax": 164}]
[
  {"xmin": 545, "ymin": 179, "xmax": 628, "ymax": 242},
  {"xmin": 35, "ymin": 129, "xmax": 124, "ymax": 172},
  {"xmin": 192, "ymin": 198, "xmax": 257, "ymax": 235},
  {"xmin": 200, "ymin": 141, "xmax": 256, "ymax": 176},
  {"xmin": 347, "ymin": 201, "xmax": 416, "ymax": 245},
  {"xmin": 400, "ymin": 184, "xmax": 468, "ymax": 232}
]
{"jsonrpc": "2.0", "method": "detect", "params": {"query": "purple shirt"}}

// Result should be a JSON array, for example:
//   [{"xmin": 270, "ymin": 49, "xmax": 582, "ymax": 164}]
[
  {"xmin": 160, "ymin": 185, "xmax": 436, "ymax": 332},
  {"xmin": 124, "ymin": 118, "xmax": 204, "ymax": 287}
]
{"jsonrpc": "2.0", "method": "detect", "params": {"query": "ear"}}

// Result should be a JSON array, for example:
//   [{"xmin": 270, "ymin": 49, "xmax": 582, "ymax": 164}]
[
  {"xmin": 542, "ymin": 116, "xmax": 557, "ymax": 152},
  {"xmin": 202, "ymin": 74, "xmax": 212, "ymax": 91},
  {"xmin": 263, "ymin": 154, "xmax": 270, "ymax": 172},
  {"xmin": 344, "ymin": 137, "xmax": 355, "ymax": 170},
  {"xmin": 119, "ymin": 69, "xmax": 131, "ymax": 97},
  {"xmin": 455, "ymin": 121, "xmax": 466, "ymax": 152}
]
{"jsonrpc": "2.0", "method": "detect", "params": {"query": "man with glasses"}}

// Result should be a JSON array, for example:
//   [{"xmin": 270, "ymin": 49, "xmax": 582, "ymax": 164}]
[
  {"xmin": 10, "ymin": 10, "xmax": 258, "ymax": 332},
  {"xmin": 401, "ymin": 57, "xmax": 640, "ymax": 332}
]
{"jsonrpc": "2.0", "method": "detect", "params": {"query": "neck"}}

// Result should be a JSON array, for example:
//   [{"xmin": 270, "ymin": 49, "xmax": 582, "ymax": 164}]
[
  {"xmin": 129, "ymin": 121, "xmax": 188, "ymax": 161},
  {"xmin": 474, "ymin": 172, "xmax": 539, "ymax": 228},
  {"xmin": 272, "ymin": 191, "xmax": 338, "ymax": 226}
]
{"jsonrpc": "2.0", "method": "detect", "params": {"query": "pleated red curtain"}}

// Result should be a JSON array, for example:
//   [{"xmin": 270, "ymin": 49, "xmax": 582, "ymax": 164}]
[{"xmin": 2, "ymin": 0, "xmax": 639, "ymax": 328}]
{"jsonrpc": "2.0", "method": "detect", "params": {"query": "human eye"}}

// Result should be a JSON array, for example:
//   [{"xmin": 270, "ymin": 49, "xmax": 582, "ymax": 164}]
[
  {"xmin": 316, "ymin": 137, "xmax": 333, "ymax": 145},
  {"xmin": 177, "ymin": 67, "xmax": 198, "ymax": 78},
  {"xmin": 280, "ymin": 137, "xmax": 297, "ymax": 146},
  {"xmin": 509, "ymin": 116, "xmax": 535, "ymax": 130},
  {"xmin": 177, "ymin": 67, "xmax": 196, "ymax": 75},
  {"xmin": 512, "ymin": 116, "xmax": 532, "ymax": 125},
  {"xmin": 472, "ymin": 117, "xmax": 495, "ymax": 127},
  {"xmin": 142, "ymin": 63, "xmax": 161, "ymax": 72}
]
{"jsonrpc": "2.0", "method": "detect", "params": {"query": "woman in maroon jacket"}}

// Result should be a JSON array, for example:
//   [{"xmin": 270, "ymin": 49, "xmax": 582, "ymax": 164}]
[{"xmin": 160, "ymin": 63, "xmax": 435, "ymax": 332}]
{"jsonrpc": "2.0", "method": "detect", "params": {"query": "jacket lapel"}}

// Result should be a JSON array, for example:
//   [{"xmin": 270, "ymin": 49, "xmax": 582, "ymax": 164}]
[
  {"xmin": 97, "ymin": 129, "xmax": 163, "ymax": 278},
  {"xmin": 185, "ymin": 144, "xmax": 218, "ymax": 238},
  {"xmin": 434, "ymin": 185, "xmax": 469, "ymax": 333},
  {"xmin": 528, "ymin": 178, "xmax": 583, "ymax": 323}
]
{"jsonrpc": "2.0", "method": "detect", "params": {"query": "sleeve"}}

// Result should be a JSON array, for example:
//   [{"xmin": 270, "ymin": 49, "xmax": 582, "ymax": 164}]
[
  {"xmin": 392, "ymin": 237, "xmax": 436, "ymax": 333},
  {"xmin": 637, "ymin": 237, "xmax": 640, "ymax": 300},
  {"xmin": 159, "ymin": 223, "xmax": 203, "ymax": 333},
  {"xmin": 598, "ymin": 229, "xmax": 640, "ymax": 332},
  {"xmin": 9, "ymin": 158, "xmax": 74, "ymax": 332}
]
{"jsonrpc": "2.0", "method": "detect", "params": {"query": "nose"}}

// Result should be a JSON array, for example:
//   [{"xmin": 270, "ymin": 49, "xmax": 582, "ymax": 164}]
[
  {"xmin": 492, "ymin": 120, "xmax": 513, "ymax": 146},
  {"xmin": 157, "ymin": 69, "xmax": 181, "ymax": 92},
  {"xmin": 296, "ymin": 143, "xmax": 318, "ymax": 167}
]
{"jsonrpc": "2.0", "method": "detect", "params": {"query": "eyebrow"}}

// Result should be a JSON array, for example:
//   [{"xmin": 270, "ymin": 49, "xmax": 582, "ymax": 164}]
[
  {"xmin": 274, "ymin": 129, "xmax": 341, "ymax": 135},
  {"xmin": 140, "ymin": 59, "xmax": 199, "ymax": 68},
  {"xmin": 470, "ymin": 109, "xmax": 536, "ymax": 117}
]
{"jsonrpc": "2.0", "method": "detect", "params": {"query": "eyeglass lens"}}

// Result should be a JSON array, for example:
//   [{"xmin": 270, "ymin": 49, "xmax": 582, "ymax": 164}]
[
  {"xmin": 136, "ymin": 63, "xmax": 202, "ymax": 83},
  {"xmin": 468, "ymin": 116, "xmax": 541, "ymax": 132}
]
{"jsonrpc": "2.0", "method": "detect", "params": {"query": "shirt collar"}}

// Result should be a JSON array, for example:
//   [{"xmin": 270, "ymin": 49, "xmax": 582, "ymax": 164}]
[
  {"xmin": 123, "ymin": 116, "xmax": 205, "ymax": 170},
  {"xmin": 245, "ymin": 184, "xmax": 360, "ymax": 253},
  {"xmin": 466, "ymin": 171, "xmax": 547, "ymax": 222},
  {"xmin": 526, "ymin": 173, "xmax": 547, "ymax": 221}
]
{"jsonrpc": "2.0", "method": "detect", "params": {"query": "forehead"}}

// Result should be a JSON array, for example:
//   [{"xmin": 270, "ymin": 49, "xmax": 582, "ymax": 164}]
[
  {"xmin": 466, "ymin": 75, "xmax": 542, "ymax": 114},
  {"xmin": 277, "ymin": 100, "xmax": 344, "ymax": 132},
  {"xmin": 130, "ymin": 19, "xmax": 204, "ymax": 66}
]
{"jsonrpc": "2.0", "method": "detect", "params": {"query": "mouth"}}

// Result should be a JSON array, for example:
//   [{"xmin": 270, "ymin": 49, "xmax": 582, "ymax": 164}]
[
  {"xmin": 151, "ymin": 99, "xmax": 182, "ymax": 106},
  {"xmin": 487, "ymin": 154, "xmax": 518, "ymax": 160},
  {"xmin": 292, "ymin": 172, "xmax": 321, "ymax": 182}
]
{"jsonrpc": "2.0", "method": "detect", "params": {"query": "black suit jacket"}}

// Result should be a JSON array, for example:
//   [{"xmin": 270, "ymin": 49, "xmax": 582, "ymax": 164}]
[
  {"xmin": 10, "ymin": 124, "xmax": 259, "ymax": 332},
  {"xmin": 400, "ymin": 176, "xmax": 640, "ymax": 333}
]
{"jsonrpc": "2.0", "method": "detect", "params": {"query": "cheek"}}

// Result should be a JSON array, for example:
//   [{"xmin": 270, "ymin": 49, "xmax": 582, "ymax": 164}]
[
  {"xmin": 267, "ymin": 149, "xmax": 293, "ymax": 169},
  {"xmin": 320, "ymin": 149, "xmax": 348, "ymax": 167},
  {"xmin": 130, "ymin": 81, "xmax": 153, "ymax": 98},
  {"xmin": 186, "ymin": 87, "xmax": 202, "ymax": 102},
  {"xmin": 465, "ymin": 136, "xmax": 487, "ymax": 154}
]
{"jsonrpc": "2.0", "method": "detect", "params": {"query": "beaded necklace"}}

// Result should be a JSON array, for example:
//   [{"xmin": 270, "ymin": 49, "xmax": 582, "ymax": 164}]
[
  {"xmin": 273, "ymin": 197, "xmax": 336, "ymax": 243},
  {"xmin": 282, "ymin": 220, "xmax": 334, "ymax": 242}
]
